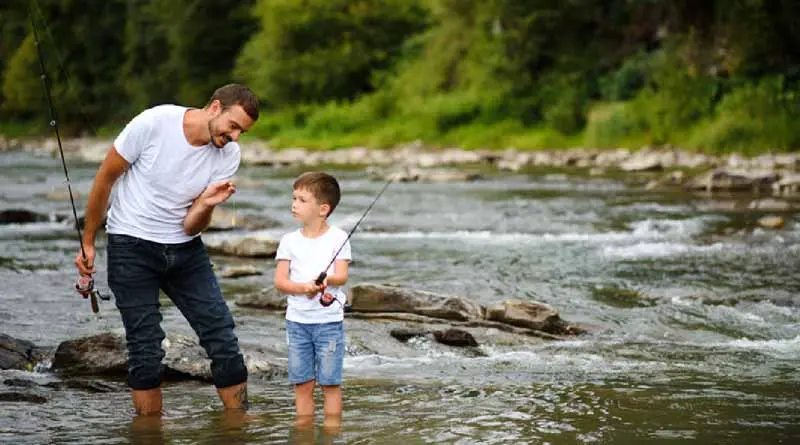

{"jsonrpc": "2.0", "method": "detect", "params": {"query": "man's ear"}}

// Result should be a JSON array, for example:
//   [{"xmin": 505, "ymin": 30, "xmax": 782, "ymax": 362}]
[{"xmin": 208, "ymin": 99, "xmax": 222, "ymax": 115}]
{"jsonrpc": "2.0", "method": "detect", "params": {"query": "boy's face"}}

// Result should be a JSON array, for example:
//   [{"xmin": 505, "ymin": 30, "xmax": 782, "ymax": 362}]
[{"xmin": 291, "ymin": 187, "xmax": 330, "ymax": 223}]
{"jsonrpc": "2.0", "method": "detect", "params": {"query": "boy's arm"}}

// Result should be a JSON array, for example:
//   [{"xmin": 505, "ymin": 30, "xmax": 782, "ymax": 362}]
[
  {"xmin": 323, "ymin": 259, "xmax": 350, "ymax": 286},
  {"xmin": 274, "ymin": 260, "xmax": 320, "ymax": 295}
]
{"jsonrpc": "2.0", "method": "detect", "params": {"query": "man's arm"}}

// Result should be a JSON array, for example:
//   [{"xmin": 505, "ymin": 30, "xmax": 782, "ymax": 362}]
[
  {"xmin": 75, "ymin": 146, "xmax": 129, "ymax": 275},
  {"xmin": 183, "ymin": 180, "xmax": 236, "ymax": 236},
  {"xmin": 83, "ymin": 147, "xmax": 129, "ymax": 245}
]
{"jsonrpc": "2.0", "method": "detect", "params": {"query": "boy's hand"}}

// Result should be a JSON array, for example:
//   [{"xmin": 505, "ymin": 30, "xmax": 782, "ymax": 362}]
[{"xmin": 302, "ymin": 282, "xmax": 321, "ymax": 298}]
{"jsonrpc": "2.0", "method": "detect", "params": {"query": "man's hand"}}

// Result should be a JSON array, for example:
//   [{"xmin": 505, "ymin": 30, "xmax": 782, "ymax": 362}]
[
  {"xmin": 199, "ymin": 180, "xmax": 236, "ymax": 207},
  {"xmin": 74, "ymin": 243, "xmax": 96, "ymax": 276}
]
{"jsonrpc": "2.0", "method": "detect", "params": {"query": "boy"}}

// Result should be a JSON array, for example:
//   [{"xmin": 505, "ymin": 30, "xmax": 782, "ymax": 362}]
[{"xmin": 274, "ymin": 172, "xmax": 351, "ymax": 426}]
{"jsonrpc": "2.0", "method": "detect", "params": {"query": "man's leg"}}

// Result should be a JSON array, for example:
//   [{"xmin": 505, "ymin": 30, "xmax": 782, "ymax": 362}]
[
  {"xmin": 107, "ymin": 234, "xmax": 166, "ymax": 416},
  {"xmin": 163, "ymin": 238, "xmax": 248, "ymax": 409}
]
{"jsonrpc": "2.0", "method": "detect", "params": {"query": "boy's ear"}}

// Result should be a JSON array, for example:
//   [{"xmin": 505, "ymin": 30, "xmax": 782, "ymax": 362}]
[{"xmin": 319, "ymin": 203, "xmax": 331, "ymax": 217}]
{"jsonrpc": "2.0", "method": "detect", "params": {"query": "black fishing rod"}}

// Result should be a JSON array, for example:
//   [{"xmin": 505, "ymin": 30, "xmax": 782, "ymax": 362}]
[
  {"xmin": 316, "ymin": 178, "xmax": 393, "ymax": 308},
  {"xmin": 28, "ymin": 1, "xmax": 108, "ymax": 313}
]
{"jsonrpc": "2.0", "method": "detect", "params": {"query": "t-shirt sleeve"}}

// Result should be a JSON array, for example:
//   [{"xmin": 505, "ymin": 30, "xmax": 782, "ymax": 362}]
[
  {"xmin": 336, "ymin": 235, "xmax": 352, "ymax": 262},
  {"xmin": 275, "ymin": 234, "xmax": 292, "ymax": 261},
  {"xmin": 210, "ymin": 142, "xmax": 241, "ymax": 183},
  {"xmin": 113, "ymin": 109, "xmax": 153, "ymax": 164}
]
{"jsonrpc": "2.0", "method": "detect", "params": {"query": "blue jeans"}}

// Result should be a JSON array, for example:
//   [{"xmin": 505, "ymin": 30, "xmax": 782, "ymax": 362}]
[
  {"xmin": 106, "ymin": 234, "xmax": 247, "ymax": 390},
  {"xmin": 286, "ymin": 320, "xmax": 344, "ymax": 386}
]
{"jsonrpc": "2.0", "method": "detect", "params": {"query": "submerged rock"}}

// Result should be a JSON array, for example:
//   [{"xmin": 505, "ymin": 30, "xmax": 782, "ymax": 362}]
[
  {"xmin": 0, "ymin": 209, "xmax": 52, "ymax": 224},
  {"xmin": 685, "ymin": 168, "xmax": 778, "ymax": 192},
  {"xmin": 433, "ymin": 329, "xmax": 479, "ymax": 347},
  {"xmin": 390, "ymin": 327, "xmax": 478, "ymax": 347},
  {"xmin": 0, "ymin": 392, "xmax": 47, "ymax": 404},
  {"xmin": 1, "ymin": 333, "xmax": 51, "ymax": 370}
]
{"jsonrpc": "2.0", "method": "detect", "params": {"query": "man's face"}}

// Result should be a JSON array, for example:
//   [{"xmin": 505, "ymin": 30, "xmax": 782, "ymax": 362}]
[{"xmin": 208, "ymin": 102, "xmax": 255, "ymax": 148}]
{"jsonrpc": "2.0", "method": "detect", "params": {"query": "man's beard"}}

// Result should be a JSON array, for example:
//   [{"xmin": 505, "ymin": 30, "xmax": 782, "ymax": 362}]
[{"xmin": 208, "ymin": 119, "xmax": 232, "ymax": 148}]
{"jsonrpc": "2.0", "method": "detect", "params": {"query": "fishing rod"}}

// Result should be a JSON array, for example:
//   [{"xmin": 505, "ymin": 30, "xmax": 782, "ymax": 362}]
[
  {"xmin": 28, "ymin": 1, "xmax": 108, "ymax": 313},
  {"xmin": 315, "ymin": 178, "xmax": 394, "ymax": 308}
]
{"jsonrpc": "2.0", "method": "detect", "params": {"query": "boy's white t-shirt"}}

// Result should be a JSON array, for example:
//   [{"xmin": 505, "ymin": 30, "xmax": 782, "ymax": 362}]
[
  {"xmin": 106, "ymin": 104, "xmax": 241, "ymax": 244},
  {"xmin": 276, "ymin": 227, "xmax": 352, "ymax": 324}
]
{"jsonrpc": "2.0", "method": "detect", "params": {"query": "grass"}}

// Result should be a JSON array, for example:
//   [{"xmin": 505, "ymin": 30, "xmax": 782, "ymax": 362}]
[{"xmin": 4, "ymin": 93, "xmax": 798, "ymax": 156}]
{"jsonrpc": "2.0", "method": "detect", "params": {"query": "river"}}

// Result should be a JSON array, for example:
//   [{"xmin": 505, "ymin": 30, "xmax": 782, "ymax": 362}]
[{"xmin": 1, "ymin": 149, "xmax": 798, "ymax": 444}]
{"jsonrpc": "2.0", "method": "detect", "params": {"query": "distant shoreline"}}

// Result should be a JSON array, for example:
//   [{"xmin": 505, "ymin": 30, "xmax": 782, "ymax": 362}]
[{"xmin": 2, "ymin": 134, "xmax": 798, "ymax": 172}]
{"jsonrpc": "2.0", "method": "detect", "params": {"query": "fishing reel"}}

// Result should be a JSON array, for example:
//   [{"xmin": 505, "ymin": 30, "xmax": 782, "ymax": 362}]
[
  {"xmin": 314, "ymin": 272, "xmax": 338, "ymax": 307},
  {"xmin": 75, "ymin": 275, "xmax": 110, "ymax": 313},
  {"xmin": 314, "ymin": 272, "xmax": 352, "ymax": 312}
]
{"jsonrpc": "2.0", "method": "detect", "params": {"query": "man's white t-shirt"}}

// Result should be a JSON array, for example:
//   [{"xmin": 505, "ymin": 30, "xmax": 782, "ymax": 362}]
[
  {"xmin": 276, "ymin": 227, "xmax": 352, "ymax": 324},
  {"xmin": 106, "ymin": 104, "xmax": 240, "ymax": 244}
]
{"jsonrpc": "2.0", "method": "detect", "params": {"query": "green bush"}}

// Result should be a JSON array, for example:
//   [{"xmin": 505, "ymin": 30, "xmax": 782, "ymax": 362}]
[
  {"xmin": 686, "ymin": 76, "xmax": 800, "ymax": 153},
  {"xmin": 583, "ymin": 102, "xmax": 646, "ymax": 148}
]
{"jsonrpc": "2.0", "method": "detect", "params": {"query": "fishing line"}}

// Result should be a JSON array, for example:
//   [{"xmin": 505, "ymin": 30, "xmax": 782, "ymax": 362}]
[
  {"xmin": 28, "ymin": 0, "xmax": 107, "ymax": 313},
  {"xmin": 315, "ymin": 178, "xmax": 394, "ymax": 308}
]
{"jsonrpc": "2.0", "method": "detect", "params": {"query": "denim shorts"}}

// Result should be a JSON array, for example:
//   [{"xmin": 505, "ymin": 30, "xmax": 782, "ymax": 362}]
[
  {"xmin": 286, "ymin": 320, "xmax": 344, "ymax": 386},
  {"xmin": 106, "ymin": 233, "xmax": 247, "ymax": 390}
]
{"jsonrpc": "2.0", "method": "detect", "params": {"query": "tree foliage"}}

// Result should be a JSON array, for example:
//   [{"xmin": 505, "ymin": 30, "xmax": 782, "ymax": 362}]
[{"xmin": 0, "ymin": 0, "xmax": 797, "ymax": 150}]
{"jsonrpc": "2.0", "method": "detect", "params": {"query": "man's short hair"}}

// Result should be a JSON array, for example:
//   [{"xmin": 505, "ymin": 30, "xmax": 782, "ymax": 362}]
[
  {"xmin": 293, "ymin": 172, "xmax": 341, "ymax": 216},
  {"xmin": 207, "ymin": 84, "xmax": 259, "ymax": 121}
]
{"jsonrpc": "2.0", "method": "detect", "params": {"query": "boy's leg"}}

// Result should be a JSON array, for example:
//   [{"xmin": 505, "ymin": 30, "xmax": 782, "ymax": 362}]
[
  {"xmin": 287, "ymin": 320, "xmax": 316, "ymax": 416},
  {"xmin": 314, "ymin": 321, "xmax": 345, "ymax": 417},
  {"xmin": 321, "ymin": 385, "xmax": 342, "ymax": 417},
  {"xmin": 107, "ymin": 234, "xmax": 166, "ymax": 415},
  {"xmin": 294, "ymin": 381, "xmax": 316, "ymax": 417},
  {"xmin": 162, "ymin": 238, "xmax": 248, "ymax": 409}
]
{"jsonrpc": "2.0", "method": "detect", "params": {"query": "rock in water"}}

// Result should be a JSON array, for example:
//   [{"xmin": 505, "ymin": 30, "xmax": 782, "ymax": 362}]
[
  {"xmin": 51, "ymin": 332, "xmax": 128, "ymax": 376},
  {"xmin": 390, "ymin": 328, "xmax": 479, "ymax": 347},
  {"xmin": 350, "ymin": 283, "xmax": 484, "ymax": 321},
  {"xmin": 0, "ymin": 333, "xmax": 49, "ymax": 370},
  {"xmin": 50, "ymin": 332, "xmax": 286, "ymax": 382},
  {"xmin": 0, "ymin": 392, "xmax": 48, "ymax": 404},
  {"xmin": 433, "ymin": 329, "xmax": 478, "ymax": 347},
  {"xmin": 484, "ymin": 300, "xmax": 566, "ymax": 334},
  {"xmin": 218, "ymin": 264, "xmax": 263, "ymax": 278},
  {"xmin": 236, "ymin": 287, "xmax": 287, "ymax": 310},
  {"xmin": 757, "ymin": 216, "xmax": 785, "ymax": 229},
  {"xmin": 389, "ymin": 328, "xmax": 432, "ymax": 342},
  {"xmin": 205, "ymin": 237, "xmax": 279, "ymax": 258}
]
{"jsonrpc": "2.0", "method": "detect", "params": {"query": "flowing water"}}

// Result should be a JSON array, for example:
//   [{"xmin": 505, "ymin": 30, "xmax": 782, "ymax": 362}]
[{"xmin": 1, "ymin": 150, "xmax": 799, "ymax": 444}]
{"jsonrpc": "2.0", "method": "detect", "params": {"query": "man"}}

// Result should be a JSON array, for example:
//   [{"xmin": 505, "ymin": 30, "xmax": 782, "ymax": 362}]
[{"xmin": 74, "ymin": 84, "xmax": 259, "ymax": 415}]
